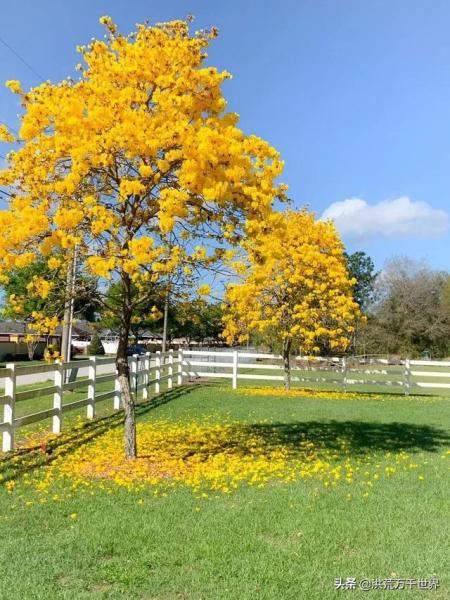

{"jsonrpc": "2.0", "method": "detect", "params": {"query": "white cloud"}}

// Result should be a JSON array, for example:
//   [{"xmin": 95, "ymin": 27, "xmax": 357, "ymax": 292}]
[{"xmin": 321, "ymin": 196, "xmax": 449, "ymax": 240}]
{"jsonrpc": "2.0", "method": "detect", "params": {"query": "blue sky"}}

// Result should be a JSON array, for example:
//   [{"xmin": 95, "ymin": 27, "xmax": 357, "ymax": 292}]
[{"xmin": 1, "ymin": 0, "xmax": 450, "ymax": 271}]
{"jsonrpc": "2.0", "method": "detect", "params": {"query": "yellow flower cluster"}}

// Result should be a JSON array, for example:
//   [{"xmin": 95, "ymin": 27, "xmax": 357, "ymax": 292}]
[
  {"xmin": 47, "ymin": 256, "xmax": 61, "ymax": 270},
  {"xmin": 223, "ymin": 209, "xmax": 360, "ymax": 353},
  {"xmin": 147, "ymin": 305, "xmax": 163, "ymax": 321},
  {"xmin": 6, "ymin": 293, "xmax": 24, "ymax": 315},
  {"xmin": 5, "ymin": 80, "xmax": 21, "ymax": 94},
  {"xmin": 0, "ymin": 15, "xmax": 286, "ymax": 325},
  {"xmin": 0, "ymin": 123, "xmax": 14, "ymax": 143},
  {"xmin": 26, "ymin": 276, "xmax": 53, "ymax": 299},
  {"xmin": 197, "ymin": 284, "xmax": 211, "ymax": 296}
]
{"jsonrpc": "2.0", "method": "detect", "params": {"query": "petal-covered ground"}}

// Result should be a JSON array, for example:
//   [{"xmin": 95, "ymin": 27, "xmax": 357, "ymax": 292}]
[
  {"xmin": 4, "ymin": 412, "xmax": 444, "ymax": 503},
  {"xmin": 0, "ymin": 386, "xmax": 449, "ymax": 600}
]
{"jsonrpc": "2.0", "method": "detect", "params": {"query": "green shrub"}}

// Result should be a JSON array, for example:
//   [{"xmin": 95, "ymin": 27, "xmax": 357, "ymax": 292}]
[{"xmin": 87, "ymin": 333, "xmax": 105, "ymax": 355}]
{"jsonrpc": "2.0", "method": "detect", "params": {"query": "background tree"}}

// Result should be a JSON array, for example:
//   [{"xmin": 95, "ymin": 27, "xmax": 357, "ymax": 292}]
[
  {"xmin": 360, "ymin": 257, "xmax": 450, "ymax": 357},
  {"xmin": 1, "ymin": 256, "xmax": 99, "ymax": 359},
  {"xmin": 99, "ymin": 281, "xmax": 164, "ymax": 342},
  {"xmin": 100, "ymin": 281, "xmax": 224, "ymax": 347},
  {"xmin": 87, "ymin": 333, "xmax": 105, "ymax": 356},
  {"xmin": 171, "ymin": 299, "xmax": 224, "ymax": 345},
  {"xmin": 0, "ymin": 17, "xmax": 286, "ymax": 458},
  {"xmin": 343, "ymin": 251, "xmax": 378, "ymax": 354},
  {"xmin": 344, "ymin": 251, "xmax": 378, "ymax": 312},
  {"xmin": 223, "ymin": 209, "xmax": 360, "ymax": 389}
]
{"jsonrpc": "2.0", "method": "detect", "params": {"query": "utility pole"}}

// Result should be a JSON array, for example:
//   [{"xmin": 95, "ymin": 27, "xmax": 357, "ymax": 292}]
[
  {"xmin": 61, "ymin": 246, "xmax": 77, "ymax": 362},
  {"xmin": 161, "ymin": 233, "xmax": 173, "ymax": 354},
  {"xmin": 161, "ymin": 286, "xmax": 169, "ymax": 354}
]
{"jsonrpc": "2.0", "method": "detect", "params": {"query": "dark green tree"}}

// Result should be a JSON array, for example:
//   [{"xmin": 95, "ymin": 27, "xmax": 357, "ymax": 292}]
[
  {"xmin": 99, "ymin": 281, "xmax": 165, "ymax": 342},
  {"xmin": 172, "ymin": 300, "xmax": 223, "ymax": 344},
  {"xmin": 344, "ymin": 251, "xmax": 378, "ymax": 312},
  {"xmin": 360, "ymin": 258, "xmax": 450, "ymax": 357},
  {"xmin": 1, "ymin": 257, "xmax": 100, "ymax": 322},
  {"xmin": 88, "ymin": 333, "xmax": 105, "ymax": 356}
]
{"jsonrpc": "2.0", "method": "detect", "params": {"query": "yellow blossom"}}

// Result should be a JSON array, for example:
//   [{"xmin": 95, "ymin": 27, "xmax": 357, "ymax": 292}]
[{"xmin": 197, "ymin": 284, "xmax": 211, "ymax": 296}]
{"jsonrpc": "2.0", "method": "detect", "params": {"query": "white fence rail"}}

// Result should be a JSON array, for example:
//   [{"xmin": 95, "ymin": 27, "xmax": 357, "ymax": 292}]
[
  {"xmin": 181, "ymin": 350, "xmax": 450, "ymax": 393},
  {"xmin": 2, "ymin": 349, "xmax": 449, "ymax": 452},
  {"xmin": 1, "ymin": 350, "xmax": 181, "ymax": 452}
]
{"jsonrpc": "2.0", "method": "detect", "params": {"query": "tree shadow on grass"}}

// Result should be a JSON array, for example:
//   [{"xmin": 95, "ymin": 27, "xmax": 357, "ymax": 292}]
[
  {"xmin": 165, "ymin": 421, "xmax": 450, "ymax": 462},
  {"xmin": 246, "ymin": 420, "xmax": 450, "ymax": 455},
  {"xmin": 0, "ymin": 384, "xmax": 199, "ymax": 483},
  {"xmin": 137, "ymin": 420, "xmax": 449, "ymax": 464}
]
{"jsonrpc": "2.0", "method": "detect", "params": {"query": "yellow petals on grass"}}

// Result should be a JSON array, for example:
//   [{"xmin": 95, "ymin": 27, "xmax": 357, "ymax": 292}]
[
  {"xmin": 9, "ymin": 418, "xmax": 428, "ymax": 501},
  {"xmin": 236, "ymin": 387, "xmax": 382, "ymax": 401}
]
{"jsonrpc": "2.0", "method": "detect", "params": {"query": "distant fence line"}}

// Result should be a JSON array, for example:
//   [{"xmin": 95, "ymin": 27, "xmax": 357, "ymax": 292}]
[{"xmin": 1, "ymin": 350, "xmax": 450, "ymax": 452}]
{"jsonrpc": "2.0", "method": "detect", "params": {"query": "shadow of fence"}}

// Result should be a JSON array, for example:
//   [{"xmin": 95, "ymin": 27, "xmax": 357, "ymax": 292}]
[{"xmin": 0, "ymin": 384, "xmax": 197, "ymax": 483}]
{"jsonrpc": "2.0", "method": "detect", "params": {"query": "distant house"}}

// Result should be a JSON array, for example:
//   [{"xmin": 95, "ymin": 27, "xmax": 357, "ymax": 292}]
[
  {"xmin": 136, "ymin": 329, "xmax": 164, "ymax": 344},
  {"xmin": 70, "ymin": 322, "xmax": 98, "ymax": 353},
  {"xmin": 0, "ymin": 320, "xmax": 168, "ymax": 359},
  {"xmin": 100, "ymin": 328, "xmax": 163, "ymax": 354},
  {"xmin": 0, "ymin": 321, "xmax": 61, "ymax": 361}
]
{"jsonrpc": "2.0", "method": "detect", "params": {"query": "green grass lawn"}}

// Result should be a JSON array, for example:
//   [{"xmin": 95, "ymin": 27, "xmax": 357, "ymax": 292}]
[{"xmin": 0, "ymin": 384, "xmax": 449, "ymax": 600}]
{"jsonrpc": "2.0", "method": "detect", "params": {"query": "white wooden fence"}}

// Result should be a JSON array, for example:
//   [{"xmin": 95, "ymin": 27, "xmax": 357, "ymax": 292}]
[
  {"xmin": 1, "ymin": 349, "xmax": 450, "ymax": 452},
  {"xmin": 180, "ymin": 349, "xmax": 450, "ymax": 395},
  {"xmin": 0, "ymin": 350, "xmax": 180, "ymax": 453}
]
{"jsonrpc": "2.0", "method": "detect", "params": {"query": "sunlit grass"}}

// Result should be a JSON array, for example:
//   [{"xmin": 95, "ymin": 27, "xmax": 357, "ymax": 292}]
[{"xmin": 0, "ymin": 384, "xmax": 449, "ymax": 599}]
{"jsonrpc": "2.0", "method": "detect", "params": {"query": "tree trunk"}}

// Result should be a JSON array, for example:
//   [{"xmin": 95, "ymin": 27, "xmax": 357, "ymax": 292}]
[
  {"xmin": 27, "ymin": 340, "xmax": 37, "ymax": 361},
  {"xmin": 282, "ymin": 338, "xmax": 292, "ymax": 390},
  {"xmin": 25, "ymin": 323, "xmax": 38, "ymax": 360},
  {"xmin": 116, "ymin": 276, "xmax": 137, "ymax": 459}
]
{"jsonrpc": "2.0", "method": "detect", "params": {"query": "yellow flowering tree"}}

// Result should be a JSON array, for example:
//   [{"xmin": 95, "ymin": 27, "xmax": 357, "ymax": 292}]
[
  {"xmin": 1, "ymin": 256, "xmax": 99, "ymax": 359},
  {"xmin": 0, "ymin": 17, "xmax": 285, "ymax": 458},
  {"xmin": 223, "ymin": 209, "xmax": 360, "ymax": 389}
]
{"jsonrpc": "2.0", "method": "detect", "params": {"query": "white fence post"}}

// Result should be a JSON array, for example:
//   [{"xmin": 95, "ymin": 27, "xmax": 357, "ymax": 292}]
[
  {"xmin": 87, "ymin": 356, "xmax": 96, "ymax": 419},
  {"xmin": 178, "ymin": 348, "xmax": 184, "ymax": 386},
  {"xmin": 131, "ymin": 354, "xmax": 139, "ymax": 399},
  {"xmin": 404, "ymin": 358, "xmax": 411, "ymax": 396},
  {"xmin": 114, "ymin": 372, "xmax": 121, "ymax": 410},
  {"xmin": 5, "ymin": 352, "xmax": 450, "ymax": 441},
  {"xmin": 142, "ymin": 352, "xmax": 151, "ymax": 400},
  {"xmin": 232, "ymin": 350, "xmax": 238, "ymax": 390},
  {"xmin": 341, "ymin": 357, "xmax": 347, "ymax": 392},
  {"xmin": 53, "ymin": 360, "xmax": 63, "ymax": 433},
  {"xmin": 2, "ymin": 363, "xmax": 16, "ymax": 452},
  {"xmin": 155, "ymin": 350, "xmax": 161, "ymax": 394},
  {"xmin": 168, "ymin": 349, "xmax": 173, "ymax": 390}
]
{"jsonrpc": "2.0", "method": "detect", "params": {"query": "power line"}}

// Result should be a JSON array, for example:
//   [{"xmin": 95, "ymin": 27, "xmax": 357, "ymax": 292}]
[
  {"xmin": 0, "ymin": 122, "xmax": 19, "ymax": 137},
  {"xmin": 0, "ymin": 35, "xmax": 77, "ymax": 365},
  {"xmin": 0, "ymin": 33, "xmax": 46, "ymax": 139},
  {"xmin": 0, "ymin": 33, "xmax": 45, "ymax": 83}
]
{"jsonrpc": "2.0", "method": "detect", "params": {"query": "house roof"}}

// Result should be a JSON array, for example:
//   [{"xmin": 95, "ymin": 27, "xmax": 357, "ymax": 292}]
[
  {"xmin": 70, "ymin": 322, "xmax": 98, "ymax": 337},
  {"xmin": 0, "ymin": 321, "xmax": 27, "ymax": 334},
  {"xmin": 97, "ymin": 328, "xmax": 117, "ymax": 338},
  {"xmin": 0, "ymin": 321, "xmax": 62, "ymax": 336},
  {"xmin": 97, "ymin": 328, "xmax": 163, "ymax": 340},
  {"xmin": 0, "ymin": 320, "xmax": 100, "ymax": 337},
  {"xmin": 139, "ymin": 329, "xmax": 163, "ymax": 340}
]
